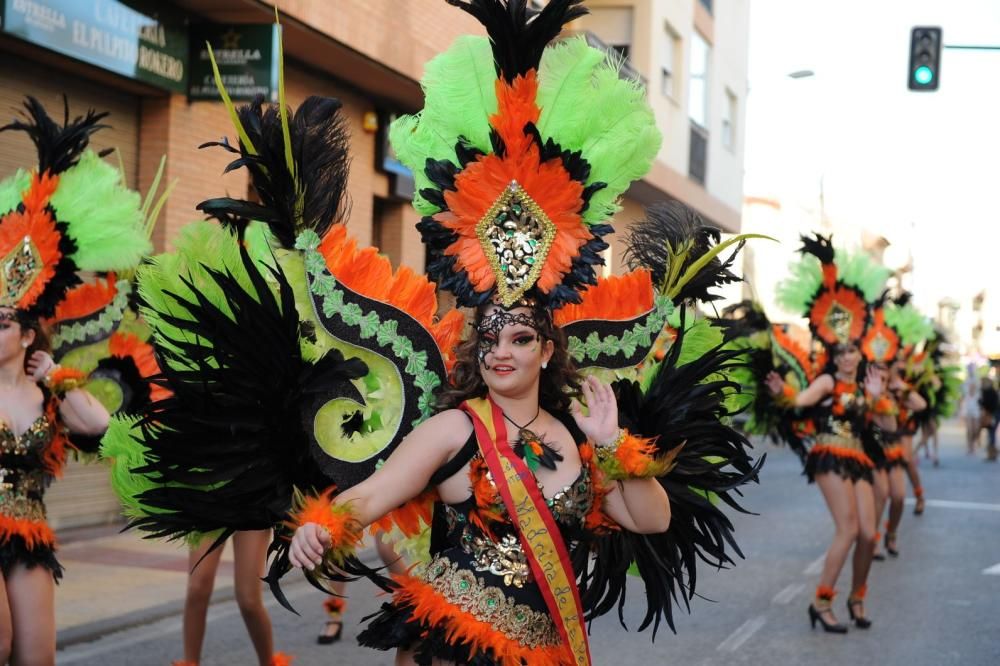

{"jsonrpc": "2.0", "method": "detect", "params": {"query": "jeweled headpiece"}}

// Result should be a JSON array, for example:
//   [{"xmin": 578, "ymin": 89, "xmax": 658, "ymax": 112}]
[{"xmin": 391, "ymin": 0, "xmax": 661, "ymax": 310}]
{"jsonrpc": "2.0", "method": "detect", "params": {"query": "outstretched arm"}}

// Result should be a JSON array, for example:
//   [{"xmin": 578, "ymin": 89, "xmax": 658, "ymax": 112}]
[
  {"xmin": 289, "ymin": 408, "xmax": 472, "ymax": 569},
  {"xmin": 766, "ymin": 371, "xmax": 834, "ymax": 408}
]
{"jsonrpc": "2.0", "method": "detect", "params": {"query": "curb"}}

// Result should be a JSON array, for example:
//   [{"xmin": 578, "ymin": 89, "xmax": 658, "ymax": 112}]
[{"xmin": 56, "ymin": 544, "xmax": 380, "ymax": 649}]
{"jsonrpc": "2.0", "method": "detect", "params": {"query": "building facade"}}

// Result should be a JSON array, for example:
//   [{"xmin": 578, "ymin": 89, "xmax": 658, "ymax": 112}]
[{"xmin": 0, "ymin": 0, "xmax": 750, "ymax": 529}]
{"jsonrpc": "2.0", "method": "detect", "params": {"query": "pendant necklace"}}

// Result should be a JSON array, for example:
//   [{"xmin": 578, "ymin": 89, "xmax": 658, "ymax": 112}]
[{"xmin": 503, "ymin": 406, "xmax": 563, "ymax": 472}]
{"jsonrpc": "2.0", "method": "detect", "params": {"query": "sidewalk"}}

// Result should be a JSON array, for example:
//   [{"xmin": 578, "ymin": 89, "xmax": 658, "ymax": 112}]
[
  {"xmin": 54, "ymin": 523, "xmax": 377, "ymax": 651},
  {"xmin": 55, "ymin": 524, "xmax": 236, "ymax": 649}
]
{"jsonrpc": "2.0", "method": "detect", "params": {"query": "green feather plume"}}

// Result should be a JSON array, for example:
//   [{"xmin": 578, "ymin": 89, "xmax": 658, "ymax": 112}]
[
  {"xmin": 837, "ymin": 249, "xmax": 890, "ymax": 301},
  {"xmin": 389, "ymin": 35, "xmax": 498, "ymax": 215},
  {"xmin": 49, "ymin": 150, "xmax": 151, "ymax": 270},
  {"xmin": 884, "ymin": 301, "xmax": 932, "ymax": 346},
  {"xmin": 536, "ymin": 37, "xmax": 661, "ymax": 224},
  {"xmin": 0, "ymin": 169, "xmax": 30, "ymax": 216}
]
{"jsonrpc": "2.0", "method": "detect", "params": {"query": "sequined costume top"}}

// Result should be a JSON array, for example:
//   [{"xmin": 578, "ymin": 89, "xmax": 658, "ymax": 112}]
[
  {"xmin": 0, "ymin": 388, "xmax": 68, "ymax": 579},
  {"xmin": 805, "ymin": 379, "xmax": 875, "ymax": 483},
  {"xmin": 359, "ymin": 412, "xmax": 607, "ymax": 666}
]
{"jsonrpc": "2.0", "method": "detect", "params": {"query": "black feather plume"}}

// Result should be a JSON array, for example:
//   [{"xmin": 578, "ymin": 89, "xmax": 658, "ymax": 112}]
[
  {"xmin": 623, "ymin": 201, "xmax": 743, "ymax": 304},
  {"xmin": 799, "ymin": 233, "xmax": 834, "ymax": 264},
  {"xmin": 197, "ymin": 95, "xmax": 351, "ymax": 248},
  {"xmin": 578, "ymin": 311, "xmax": 763, "ymax": 635},
  {"xmin": 0, "ymin": 96, "xmax": 109, "ymax": 175},
  {"xmin": 446, "ymin": 0, "xmax": 587, "ymax": 81}
]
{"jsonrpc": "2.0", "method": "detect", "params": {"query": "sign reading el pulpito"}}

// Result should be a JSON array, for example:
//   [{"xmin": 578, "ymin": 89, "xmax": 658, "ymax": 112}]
[
  {"xmin": 0, "ymin": 0, "xmax": 188, "ymax": 92},
  {"xmin": 188, "ymin": 24, "xmax": 279, "ymax": 102}
]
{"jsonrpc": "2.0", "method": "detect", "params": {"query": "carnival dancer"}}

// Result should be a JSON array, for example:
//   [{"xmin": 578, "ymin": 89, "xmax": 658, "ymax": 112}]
[
  {"xmin": 103, "ymin": 2, "xmax": 764, "ymax": 665},
  {"xmin": 768, "ymin": 235, "xmax": 892, "ymax": 633},
  {"xmin": 0, "ymin": 97, "xmax": 151, "ymax": 664},
  {"xmin": 857, "ymin": 293, "xmax": 930, "ymax": 561}
]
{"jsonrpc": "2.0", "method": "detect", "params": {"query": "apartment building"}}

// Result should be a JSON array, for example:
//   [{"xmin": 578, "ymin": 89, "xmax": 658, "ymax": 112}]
[{"xmin": 572, "ymin": 0, "xmax": 750, "ymax": 270}]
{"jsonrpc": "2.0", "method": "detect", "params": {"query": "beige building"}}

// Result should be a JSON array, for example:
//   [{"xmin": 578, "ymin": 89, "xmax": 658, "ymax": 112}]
[
  {"xmin": 0, "ymin": 0, "xmax": 750, "ymax": 529},
  {"xmin": 573, "ymin": 0, "xmax": 750, "ymax": 271}
]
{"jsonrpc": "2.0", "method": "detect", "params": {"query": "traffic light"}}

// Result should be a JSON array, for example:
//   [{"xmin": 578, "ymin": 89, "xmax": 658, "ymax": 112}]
[{"xmin": 908, "ymin": 27, "xmax": 942, "ymax": 91}]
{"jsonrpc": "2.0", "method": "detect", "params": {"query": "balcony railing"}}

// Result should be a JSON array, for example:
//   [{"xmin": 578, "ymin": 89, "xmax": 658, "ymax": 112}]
[
  {"xmin": 689, "ymin": 122, "xmax": 708, "ymax": 186},
  {"xmin": 560, "ymin": 30, "xmax": 647, "ymax": 87}
]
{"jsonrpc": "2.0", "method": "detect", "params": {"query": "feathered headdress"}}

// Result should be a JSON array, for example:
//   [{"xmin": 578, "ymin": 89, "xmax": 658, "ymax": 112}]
[
  {"xmin": 862, "ymin": 290, "xmax": 932, "ymax": 364},
  {"xmin": 775, "ymin": 234, "xmax": 889, "ymax": 349},
  {"xmin": 0, "ymin": 97, "xmax": 151, "ymax": 319},
  {"xmin": 391, "ymin": 0, "xmax": 661, "ymax": 309}
]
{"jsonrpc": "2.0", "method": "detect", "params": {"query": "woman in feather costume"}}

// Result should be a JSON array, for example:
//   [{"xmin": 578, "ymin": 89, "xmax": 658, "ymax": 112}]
[
  {"xmin": 767, "ymin": 236, "xmax": 892, "ymax": 633},
  {"xmin": 0, "ymin": 97, "xmax": 151, "ymax": 665},
  {"xmin": 105, "ymin": 2, "xmax": 764, "ymax": 665}
]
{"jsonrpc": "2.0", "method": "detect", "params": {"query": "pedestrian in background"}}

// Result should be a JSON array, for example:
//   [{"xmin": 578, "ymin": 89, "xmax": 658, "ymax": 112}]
[
  {"xmin": 961, "ymin": 373, "xmax": 981, "ymax": 454},
  {"xmin": 978, "ymin": 376, "xmax": 999, "ymax": 461}
]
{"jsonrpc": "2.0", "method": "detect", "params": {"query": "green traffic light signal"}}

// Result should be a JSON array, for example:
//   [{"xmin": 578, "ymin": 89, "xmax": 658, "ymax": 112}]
[{"xmin": 908, "ymin": 27, "xmax": 942, "ymax": 91}]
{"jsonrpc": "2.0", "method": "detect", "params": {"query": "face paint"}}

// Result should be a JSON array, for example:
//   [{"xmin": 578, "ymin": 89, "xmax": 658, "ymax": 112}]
[{"xmin": 476, "ymin": 310, "xmax": 541, "ymax": 368}]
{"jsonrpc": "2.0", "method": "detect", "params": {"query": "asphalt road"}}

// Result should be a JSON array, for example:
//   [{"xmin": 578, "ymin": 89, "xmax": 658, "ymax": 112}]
[{"xmin": 57, "ymin": 422, "xmax": 999, "ymax": 665}]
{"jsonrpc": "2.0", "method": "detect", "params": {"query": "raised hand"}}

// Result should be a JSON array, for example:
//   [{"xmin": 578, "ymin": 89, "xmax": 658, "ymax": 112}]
[
  {"xmin": 289, "ymin": 522, "xmax": 332, "ymax": 570},
  {"xmin": 570, "ymin": 375, "xmax": 620, "ymax": 446},
  {"xmin": 864, "ymin": 365, "xmax": 884, "ymax": 398},
  {"xmin": 765, "ymin": 371, "xmax": 785, "ymax": 396}
]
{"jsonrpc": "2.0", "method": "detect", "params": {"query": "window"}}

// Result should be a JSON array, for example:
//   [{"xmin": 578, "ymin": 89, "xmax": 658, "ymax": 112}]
[
  {"xmin": 688, "ymin": 31, "xmax": 710, "ymax": 128},
  {"xmin": 584, "ymin": 7, "xmax": 633, "ymax": 62},
  {"xmin": 722, "ymin": 89, "xmax": 737, "ymax": 150},
  {"xmin": 660, "ymin": 23, "xmax": 680, "ymax": 98}
]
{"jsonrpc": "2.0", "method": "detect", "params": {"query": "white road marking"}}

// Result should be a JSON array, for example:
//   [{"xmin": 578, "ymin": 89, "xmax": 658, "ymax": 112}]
[
  {"xmin": 905, "ymin": 498, "xmax": 1000, "ymax": 512},
  {"xmin": 772, "ymin": 583, "xmax": 806, "ymax": 605},
  {"xmin": 804, "ymin": 554, "xmax": 825, "ymax": 576},
  {"xmin": 983, "ymin": 562, "xmax": 1000, "ymax": 575},
  {"xmin": 57, "ymin": 584, "xmax": 313, "ymax": 663},
  {"xmin": 717, "ymin": 616, "xmax": 767, "ymax": 652}
]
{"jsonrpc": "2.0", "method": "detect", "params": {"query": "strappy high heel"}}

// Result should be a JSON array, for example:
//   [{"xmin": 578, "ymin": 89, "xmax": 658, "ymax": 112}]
[
  {"xmin": 808, "ymin": 601, "xmax": 847, "ymax": 633},
  {"xmin": 846, "ymin": 597, "xmax": 872, "ymax": 629}
]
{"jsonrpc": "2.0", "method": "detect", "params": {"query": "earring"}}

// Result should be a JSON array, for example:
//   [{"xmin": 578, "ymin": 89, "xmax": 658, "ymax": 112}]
[
  {"xmin": 541, "ymin": 361, "xmax": 548, "ymax": 369},
  {"xmin": 20, "ymin": 341, "xmax": 29, "ymax": 348}
]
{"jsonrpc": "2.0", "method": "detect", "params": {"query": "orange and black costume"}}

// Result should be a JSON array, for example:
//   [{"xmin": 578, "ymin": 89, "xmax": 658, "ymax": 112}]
[{"xmin": 0, "ymin": 388, "xmax": 72, "ymax": 580}]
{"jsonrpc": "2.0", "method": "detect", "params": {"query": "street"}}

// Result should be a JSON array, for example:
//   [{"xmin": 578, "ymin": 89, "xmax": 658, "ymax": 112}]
[{"xmin": 56, "ymin": 421, "xmax": 999, "ymax": 666}]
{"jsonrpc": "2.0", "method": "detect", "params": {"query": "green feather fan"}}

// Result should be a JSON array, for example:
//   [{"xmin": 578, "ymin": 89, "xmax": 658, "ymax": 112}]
[
  {"xmin": 137, "ymin": 221, "xmax": 273, "ymax": 365},
  {"xmin": 49, "ymin": 150, "xmax": 152, "ymax": 270},
  {"xmin": 100, "ymin": 414, "xmax": 161, "ymax": 520}
]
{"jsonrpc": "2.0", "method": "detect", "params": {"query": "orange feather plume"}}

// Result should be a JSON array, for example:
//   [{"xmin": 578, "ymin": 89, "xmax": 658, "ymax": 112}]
[
  {"xmin": 318, "ymin": 226, "xmax": 463, "ymax": 368},
  {"xmin": 553, "ymin": 270, "xmax": 654, "ymax": 326},
  {"xmin": 50, "ymin": 273, "xmax": 118, "ymax": 322}
]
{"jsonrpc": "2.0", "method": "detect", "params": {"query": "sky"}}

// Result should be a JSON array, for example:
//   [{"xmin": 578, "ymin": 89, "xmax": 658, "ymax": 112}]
[{"xmin": 742, "ymin": 0, "xmax": 1000, "ymax": 350}]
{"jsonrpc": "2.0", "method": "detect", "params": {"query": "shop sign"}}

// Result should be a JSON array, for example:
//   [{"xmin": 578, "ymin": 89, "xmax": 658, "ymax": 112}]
[
  {"xmin": 0, "ymin": 0, "xmax": 188, "ymax": 92},
  {"xmin": 188, "ymin": 24, "xmax": 278, "ymax": 102}
]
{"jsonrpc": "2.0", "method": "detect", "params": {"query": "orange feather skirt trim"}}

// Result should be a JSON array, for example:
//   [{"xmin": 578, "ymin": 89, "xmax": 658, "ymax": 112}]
[{"xmin": 391, "ymin": 573, "xmax": 574, "ymax": 666}]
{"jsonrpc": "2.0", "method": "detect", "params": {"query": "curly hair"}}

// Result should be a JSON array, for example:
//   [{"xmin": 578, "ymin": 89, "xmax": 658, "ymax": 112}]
[{"xmin": 436, "ymin": 305, "xmax": 583, "ymax": 413}]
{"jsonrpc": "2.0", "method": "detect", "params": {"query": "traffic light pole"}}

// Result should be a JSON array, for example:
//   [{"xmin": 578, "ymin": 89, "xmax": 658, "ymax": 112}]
[{"xmin": 944, "ymin": 44, "xmax": 1000, "ymax": 51}]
